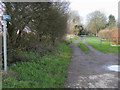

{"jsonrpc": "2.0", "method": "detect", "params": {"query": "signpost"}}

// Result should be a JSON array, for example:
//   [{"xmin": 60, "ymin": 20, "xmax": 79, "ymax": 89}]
[{"xmin": 3, "ymin": 14, "xmax": 11, "ymax": 72}]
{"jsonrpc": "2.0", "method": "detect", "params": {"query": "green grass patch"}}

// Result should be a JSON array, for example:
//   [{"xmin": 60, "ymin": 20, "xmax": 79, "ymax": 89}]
[
  {"xmin": 66, "ymin": 36, "xmax": 80, "ymax": 45},
  {"xmin": 78, "ymin": 38, "xmax": 90, "ymax": 51},
  {"xmin": 66, "ymin": 39, "xmax": 72, "ymax": 45},
  {"xmin": 86, "ymin": 37, "xmax": 118, "ymax": 53},
  {"xmin": 3, "ymin": 42, "xmax": 71, "ymax": 88}
]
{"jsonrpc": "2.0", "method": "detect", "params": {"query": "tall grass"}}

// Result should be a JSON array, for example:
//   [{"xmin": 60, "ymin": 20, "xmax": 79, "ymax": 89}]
[{"xmin": 2, "ymin": 42, "xmax": 71, "ymax": 88}]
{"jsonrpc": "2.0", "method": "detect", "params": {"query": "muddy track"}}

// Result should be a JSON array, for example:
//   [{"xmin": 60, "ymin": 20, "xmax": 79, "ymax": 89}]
[{"xmin": 64, "ymin": 40, "xmax": 119, "ymax": 88}]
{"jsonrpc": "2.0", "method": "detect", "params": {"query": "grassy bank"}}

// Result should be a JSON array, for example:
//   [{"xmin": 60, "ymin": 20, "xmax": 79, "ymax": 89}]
[
  {"xmin": 86, "ymin": 37, "xmax": 118, "ymax": 53},
  {"xmin": 3, "ymin": 42, "xmax": 71, "ymax": 88},
  {"xmin": 77, "ymin": 37, "xmax": 90, "ymax": 51}
]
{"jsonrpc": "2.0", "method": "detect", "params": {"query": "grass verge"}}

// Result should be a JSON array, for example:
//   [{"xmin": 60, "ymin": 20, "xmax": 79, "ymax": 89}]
[
  {"xmin": 86, "ymin": 37, "xmax": 118, "ymax": 53},
  {"xmin": 2, "ymin": 42, "xmax": 71, "ymax": 88},
  {"xmin": 77, "ymin": 38, "xmax": 90, "ymax": 51}
]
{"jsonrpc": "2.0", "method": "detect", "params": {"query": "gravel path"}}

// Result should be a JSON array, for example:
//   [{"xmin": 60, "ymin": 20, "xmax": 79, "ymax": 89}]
[{"xmin": 64, "ymin": 40, "xmax": 119, "ymax": 88}]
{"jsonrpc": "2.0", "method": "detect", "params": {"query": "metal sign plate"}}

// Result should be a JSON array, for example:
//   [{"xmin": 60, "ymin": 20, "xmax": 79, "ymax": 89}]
[{"xmin": 3, "ymin": 14, "xmax": 11, "ymax": 20}]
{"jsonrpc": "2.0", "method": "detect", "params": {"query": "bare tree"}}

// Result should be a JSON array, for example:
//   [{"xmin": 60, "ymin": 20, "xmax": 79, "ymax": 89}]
[{"xmin": 86, "ymin": 11, "xmax": 107, "ymax": 36}]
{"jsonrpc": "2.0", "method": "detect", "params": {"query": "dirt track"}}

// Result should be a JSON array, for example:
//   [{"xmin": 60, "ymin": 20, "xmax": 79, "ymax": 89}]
[{"xmin": 65, "ymin": 40, "xmax": 119, "ymax": 88}]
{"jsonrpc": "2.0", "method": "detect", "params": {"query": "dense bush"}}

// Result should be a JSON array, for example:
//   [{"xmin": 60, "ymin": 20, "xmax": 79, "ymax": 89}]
[
  {"xmin": 98, "ymin": 29, "xmax": 110, "ymax": 40},
  {"xmin": 4, "ymin": 2, "xmax": 70, "ymax": 63}
]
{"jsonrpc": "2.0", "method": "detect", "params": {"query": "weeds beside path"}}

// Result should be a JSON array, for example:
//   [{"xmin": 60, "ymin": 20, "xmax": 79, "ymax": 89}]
[{"xmin": 3, "ymin": 42, "xmax": 71, "ymax": 88}]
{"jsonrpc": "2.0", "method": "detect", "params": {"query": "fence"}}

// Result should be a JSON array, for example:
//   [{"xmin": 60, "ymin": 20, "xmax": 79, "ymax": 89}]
[
  {"xmin": 98, "ymin": 28, "xmax": 120, "ymax": 44},
  {"xmin": 110, "ymin": 28, "xmax": 120, "ymax": 44}
]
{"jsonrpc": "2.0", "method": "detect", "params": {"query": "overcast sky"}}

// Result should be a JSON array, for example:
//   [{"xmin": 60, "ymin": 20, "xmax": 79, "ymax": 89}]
[
  {"xmin": 69, "ymin": 0, "xmax": 119, "ymax": 24},
  {"xmin": 0, "ymin": 0, "xmax": 119, "ymax": 24}
]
